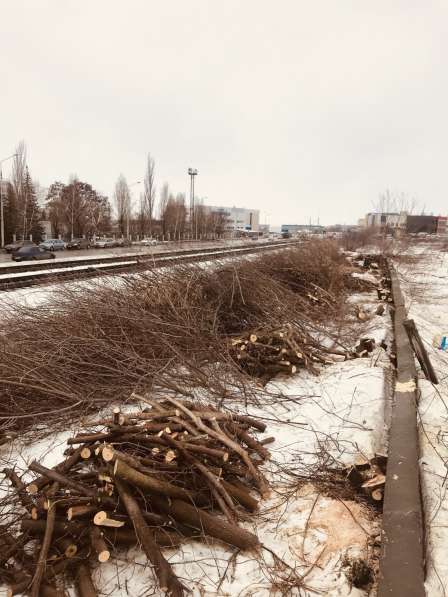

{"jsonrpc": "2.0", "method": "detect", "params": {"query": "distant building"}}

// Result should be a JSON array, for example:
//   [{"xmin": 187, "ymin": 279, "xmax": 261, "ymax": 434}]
[
  {"xmin": 203, "ymin": 205, "xmax": 259, "ymax": 233},
  {"xmin": 281, "ymin": 224, "xmax": 325, "ymax": 235},
  {"xmin": 365, "ymin": 212, "xmax": 407, "ymax": 229},
  {"xmin": 437, "ymin": 216, "xmax": 448, "ymax": 235},
  {"xmin": 406, "ymin": 215, "xmax": 438, "ymax": 234}
]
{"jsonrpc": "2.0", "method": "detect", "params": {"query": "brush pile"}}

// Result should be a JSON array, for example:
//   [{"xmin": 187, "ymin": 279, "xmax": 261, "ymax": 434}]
[
  {"xmin": 1, "ymin": 400, "xmax": 270, "ymax": 596},
  {"xmin": 229, "ymin": 324, "xmax": 350, "ymax": 382},
  {"xmin": 0, "ymin": 241, "xmax": 370, "ymax": 432}
]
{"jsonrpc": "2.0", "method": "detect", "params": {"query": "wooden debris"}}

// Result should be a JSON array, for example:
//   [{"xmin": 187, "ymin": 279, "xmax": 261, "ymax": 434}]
[{"xmin": 1, "ymin": 400, "xmax": 270, "ymax": 596}]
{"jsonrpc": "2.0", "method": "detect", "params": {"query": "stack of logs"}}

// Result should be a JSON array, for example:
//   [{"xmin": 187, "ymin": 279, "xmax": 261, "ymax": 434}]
[
  {"xmin": 346, "ymin": 454, "xmax": 387, "ymax": 503},
  {"xmin": 1, "ymin": 399, "xmax": 272, "ymax": 597},
  {"xmin": 229, "ymin": 326, "xmax": 376, "ymax": 383},
  {"xmin": 229, "ymin": 326, "xmax": 338, "ymax": 382}
]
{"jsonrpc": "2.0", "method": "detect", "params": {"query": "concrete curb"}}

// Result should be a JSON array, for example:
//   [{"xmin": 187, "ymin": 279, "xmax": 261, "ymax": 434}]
[{"xmin": 377, "ymin": 265, "xmax": 425, "ymax": 596}]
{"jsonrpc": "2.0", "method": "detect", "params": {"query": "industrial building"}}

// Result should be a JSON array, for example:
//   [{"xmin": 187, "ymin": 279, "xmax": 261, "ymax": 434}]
[{"xmin": 203, "ymin": 205, "xmax": 259, "ymax": 233}]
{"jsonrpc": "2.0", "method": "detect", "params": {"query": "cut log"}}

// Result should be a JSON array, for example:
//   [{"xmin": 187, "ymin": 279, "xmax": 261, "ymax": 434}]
[
  {"xmin": 80, "ymin": 447, "xmax": 92, "ymax": 459},
  {"xmin": 28, "ymin": 461, "xmax": 97, "ymax": 497},
  {"xmin": 346, "ymin": 466, "xmax": 364, "ymax": 488},
  {"xmin": 30, "ymin": 495, "xmax": 57, "ymax": 597},
  {"xmin": 371, "ymin": 488, "xmax": 383, "ymax": 501},
  {"xmin": 27, "ymin": 446, "xmax": 84, "ymax": 494},
  {"xmin": 150, "ymin": 494, "xmax": 260, "ymax": 550},
  {"xmin": 21, "ymin": 518, "xmax": 86, "ymax": 539},
  {"xmin": 90, "ymin": 526, "xmax": 110, "ymax": 562},
  {"xmin": 93, "ymin": 511, "xmax": 125, "ymax": 528},
  {"xmin": 76, "ymin": 562, "xmax": 98, "ymax": 597},
  {"xmin": 67, "ymin": 505, "xmax": 98, "ymax": 521},
  {"xmin": 361, "ymin": 474, "xmax": 386, "ymax": 491},
  {"xmin": 166, "ymin": 398, "xmax": 269, "ymax": 496},
  {"xmin": 115, "ymin": 478, "xmax": 185, "ymax": 596},
  {"xmin": 54, "ymin": 536, "xmax": 78, "ymax": 558},
  {"xmin": 113, "ymin": 458, "xmax": 200, "ymax": 503}
]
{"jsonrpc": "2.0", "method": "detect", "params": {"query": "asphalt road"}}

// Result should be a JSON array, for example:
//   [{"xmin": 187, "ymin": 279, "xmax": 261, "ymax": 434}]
[{"xmin": 0, "ymin": 239, "xmax": 252, "ymax": 263}]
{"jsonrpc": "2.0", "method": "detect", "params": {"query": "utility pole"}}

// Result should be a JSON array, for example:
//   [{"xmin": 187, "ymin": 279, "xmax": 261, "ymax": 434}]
[
  {"xmin": 188, "ymin": 168, "xmax": 198, "ymax": 240},
  {"xmin": 0, "ymin": 153, "xmax": 18, "ymax": 248}
]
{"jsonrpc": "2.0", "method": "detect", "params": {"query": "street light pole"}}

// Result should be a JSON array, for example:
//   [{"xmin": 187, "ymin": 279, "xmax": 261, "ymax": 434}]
[
  {"xmin": 0, "ymin": 153, "xmax": 18, "ymax": 248},
  {"xmin": 188, "ymin": 168, "xmax": 198, "ymax": 240}
]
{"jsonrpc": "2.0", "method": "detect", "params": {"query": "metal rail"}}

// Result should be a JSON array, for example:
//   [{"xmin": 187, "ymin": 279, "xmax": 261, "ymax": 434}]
[{"xmin": 0, "ymin": 240, "xmax": 298, "ymax": 291}]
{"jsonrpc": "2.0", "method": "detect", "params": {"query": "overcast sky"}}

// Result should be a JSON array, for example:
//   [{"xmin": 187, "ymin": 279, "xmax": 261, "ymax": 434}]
[{"xmin": 2, "ymin": 1, "xmax": 447, "ymax": 226}]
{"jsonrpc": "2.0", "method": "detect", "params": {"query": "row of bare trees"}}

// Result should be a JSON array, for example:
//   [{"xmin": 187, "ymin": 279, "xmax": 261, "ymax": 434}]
[
  {"xmin": 1, "ymin": 143, "xmax": 228, "ymax": 245},
  {"xmin": 114, "ymin": 154, "xmax": 228, "ymax": 240}
]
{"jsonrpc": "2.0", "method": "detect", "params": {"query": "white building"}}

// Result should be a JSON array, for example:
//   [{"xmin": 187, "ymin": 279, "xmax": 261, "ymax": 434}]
[
  {"xmin": 204, "ymin": 205, "xmax": 259, "ymax": 233},
  {"xmin": 364, "ymin": 212, "xmax": 407, "ymax": 229}
]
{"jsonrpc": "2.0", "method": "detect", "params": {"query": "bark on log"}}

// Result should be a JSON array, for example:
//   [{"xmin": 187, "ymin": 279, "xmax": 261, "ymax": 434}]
[
  {"xmin": 27, "ymin": 446, "xmax": 84, "ymax": 494},
  {"xmin": 113, "ymin": 458, "xmax": 199, "ymax": 503},
  {"xmin": 90, "ymin": 526, "xmax": 110, "ymax": 562},
  {"xmin": 21, "ymin": 518, "xmax": 87, "ymax": 539},
  {"xmin": 93, "ymin": 511, "xmax": 125, "ymax": 528},
  {"xmin": 30, "ymin": 495, "xmax": 57, "ymax": 597},
  {"xmin": 166, "ymin": 398, "xmax": 269, "ymax": 496},
  {"xmin": 150, "ymin": 494, "xmax": 260, "ymax": 550},
  {"xmin": 67, "ymin": 505, "xmax": 99, "ymax": 521},
  {"xmin": 115, "ymin": 478, "xmax": 185, "ymax": 596},
  {"xmin": 75, "ymin": 562, "xmax": 98, "ymax": 597},
  {"xmin": 28, "ymin": 461, "xmax": 97, "ymax": 497}
]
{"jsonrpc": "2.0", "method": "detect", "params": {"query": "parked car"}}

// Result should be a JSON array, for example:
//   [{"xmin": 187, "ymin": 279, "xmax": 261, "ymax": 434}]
[
  {"xmin": 4, "ymin": 240, "xmax": 35, "ymax": 253},
  {"xmin": 94, "ymin": 238, "xmax": 117, "ymax": 249},
  {"xmin": 39, "ymin": 239, "xmax": 66, "ymax": 251},
  {"xmin": 66, "ymin": 238, "xmax": 91, "ymax": 250},
  {"xmin": 115, "ymin": 238, "xmax": 132, "ymax": 247},
  {"xmin": 139, "ymin": 238, "xmax": 158, "ymax": 246},
  {"xmin": 12, "ymin": 246, "xmax": 55, "ymax": 262}
]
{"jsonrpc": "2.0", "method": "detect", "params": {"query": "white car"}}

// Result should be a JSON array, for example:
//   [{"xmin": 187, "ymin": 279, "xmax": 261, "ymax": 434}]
[
  {"xmin": 139, "ymin": 238, "xmax": 158, "ymax": 246},
  {"xmin": 94, "ymin": 238, "xmax": 117, "ymax": 249}
]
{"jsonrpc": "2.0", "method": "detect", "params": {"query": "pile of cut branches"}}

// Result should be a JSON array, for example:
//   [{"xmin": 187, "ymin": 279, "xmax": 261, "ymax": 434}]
[
  {"xmin": 0, "ymin": 242, "xmax": 369, "ymax": 432},
  {"xmin": 1, "ymin": 400, "xmax": 270, "ymax": 596},
  {"xmin": 229, "ymin": 324, "xmax": 349, "ymax": 382}
]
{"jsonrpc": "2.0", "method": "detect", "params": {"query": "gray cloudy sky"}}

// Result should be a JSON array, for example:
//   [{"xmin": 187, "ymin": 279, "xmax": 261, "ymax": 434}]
[{"xmin": 2, "ymin": 1, "xmax": 447, "ymax": 226}]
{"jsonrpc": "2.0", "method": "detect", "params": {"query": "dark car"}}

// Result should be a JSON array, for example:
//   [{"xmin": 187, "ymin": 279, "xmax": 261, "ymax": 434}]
[
  {"xmin": 4, "ymin": 240, "xmax": 35, "ymax": 253},
  {"xmin": 12, "ymin": 246, "xmax": 55, "ymax": 262},
  {"xmin": 66, "ymin": 238, "xmax": 91, "ymax": 250}
]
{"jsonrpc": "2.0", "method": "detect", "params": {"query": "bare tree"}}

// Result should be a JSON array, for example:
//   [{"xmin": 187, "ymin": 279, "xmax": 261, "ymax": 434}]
[
  {"xmin": 12, "ymin": 141, "xmax": 26, "ymax": 204},
  {"xmin": 143, "ymin": 154, "xmax": 156, "ymax": 237},
  {"xmin": 374, "ymin": 189, "xmax": 418, "ymax": 214},
  {"xmin": 12, "ymin": 141, "xmax": 27, "ymax": 239},
  {"xmin": 159, "ymin": 183, "xmax": 170, "ymax": 239},
  {"xmin": 114, "ymin": 174, "xmax": 131, "ymax": 237}
]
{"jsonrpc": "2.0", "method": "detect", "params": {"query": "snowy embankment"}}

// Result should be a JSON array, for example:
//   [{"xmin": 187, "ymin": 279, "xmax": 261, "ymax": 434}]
[
  {"xmin": 0, "ymin": 269, "xmax": 391, "ymax": 596},
  {"xmin": 395, "ymin": 248, "xmax": 448, "ymax": 597}
]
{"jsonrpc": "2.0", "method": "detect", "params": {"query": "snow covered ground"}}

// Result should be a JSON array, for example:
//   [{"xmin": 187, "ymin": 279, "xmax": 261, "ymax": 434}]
[
  {"xmin": 0, "ymin": 268, "xmax": 392, "ymax": 596},
  {"xmin": 394, "ymin": 245, "xmax": 448, "ymax": 597}
]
